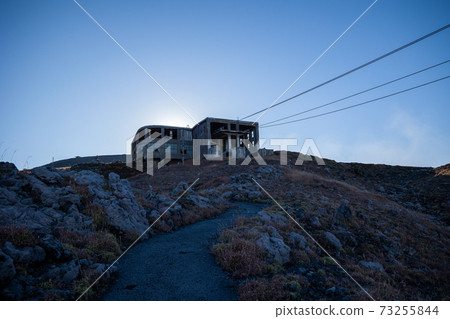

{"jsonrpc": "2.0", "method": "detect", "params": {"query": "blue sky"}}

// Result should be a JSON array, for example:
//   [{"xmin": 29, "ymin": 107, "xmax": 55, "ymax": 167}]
[{"xmin": 0, "ymin": 0, "xmax": 449, "ymax": 168}]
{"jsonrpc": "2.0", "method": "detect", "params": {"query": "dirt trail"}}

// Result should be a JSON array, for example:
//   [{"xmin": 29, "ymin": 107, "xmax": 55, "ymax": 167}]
[{"xmin": 103, "ymin": 202, "xmax": 265, "ymax": 300}]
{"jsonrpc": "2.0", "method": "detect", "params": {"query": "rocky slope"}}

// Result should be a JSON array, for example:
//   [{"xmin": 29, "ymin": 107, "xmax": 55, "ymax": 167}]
[
  {"xmin": 0, "ymin": 162, "xmax": 226, "ymax": 300},
  {"xmin": 0, "ymin": 153, "xmax": 449, "ymax": 300}
]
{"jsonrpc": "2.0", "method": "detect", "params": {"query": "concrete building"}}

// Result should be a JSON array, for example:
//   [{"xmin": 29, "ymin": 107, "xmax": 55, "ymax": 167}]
[{"xmin": 131, "ymin": 117, "xmax": 260, "ymax": 169}]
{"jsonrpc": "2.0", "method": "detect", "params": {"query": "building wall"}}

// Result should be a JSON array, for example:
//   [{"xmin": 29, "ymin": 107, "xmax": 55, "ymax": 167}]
[{"xmin": 131, "ymin": 118, "xmax": 261, "ymax": 168}]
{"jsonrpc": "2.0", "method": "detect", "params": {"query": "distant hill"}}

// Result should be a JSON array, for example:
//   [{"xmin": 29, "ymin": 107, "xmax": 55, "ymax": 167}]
[{"xmin": 39, "ymin": 154, "xmax": 126, "ymax": 169}]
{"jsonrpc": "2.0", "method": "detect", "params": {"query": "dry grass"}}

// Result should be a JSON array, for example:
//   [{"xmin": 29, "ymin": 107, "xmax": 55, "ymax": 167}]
[
  {"xmin": 82, "ymin": 203, "xmax": 107, "ymax": 230},
  {"xmin": 212, "ymin": 229, "xmax": 268, "ymax": 278},
  {"xmin": 239, "ymin": 274, "xmax": 308, "ymax": 301},
  {"xmin": 0, "ymin": 225, "xmax": 38, "ymax": 247},
  {"xmin": 86, "ymin": 232, "xmax": 122, "ymax": 263}
]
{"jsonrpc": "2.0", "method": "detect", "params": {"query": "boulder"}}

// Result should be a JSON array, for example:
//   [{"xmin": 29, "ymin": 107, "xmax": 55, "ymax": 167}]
[
  {"xmin": 56, "ymin": 187, "xmax": 82, "ymax": 211},
  {"xmin": 89, "ymin": 263, "xmax": 117, "ymax": 279},
  {"xmin": 255, "ymin": 233, "xmax": 291, "ymax": 264},
  {"xmin": 334, "ymin": 204, "xmax": 352, "ymax": 222},
  {"xmin": 247, "ymin": 190, "xmax": 262, "ymax": 199},
  {"xmin": 288, "ymin": 232, "xmax": 307, "ymax": 249},
  {"xmin": 257, "ymin": 210, "xmax": 289, "ymax": 226},
  {"xmin": 31, "ymin": 167, "xmax": 63, "ymax": 185},
  {"xmin": 230, "ymin": 173, "xmax": 252, "ymax": 184},
  {"xmin": 310, "ymin": 215, "xmax": 321, "ymax": 227},
  {"xmin": 101, "ymin": 199, "xmax": 148, "ymax": 234},
  {"xmin": 60, "ymin": 207, "xmax": 93, "ymax": 233},
  {"xmin": 0, "ymin": 187, "xmax": 19, "ymax": 205},
  {"xmin": 359, "ymin": 261, "xmax": 385, "ymax": 272},
  {"xmin": 26, "ymin": 175, "xmax": 58, "ymax": 207},
  {"xmin": 253, "ymin": 227, "xmax": 291, "ymax": 264},
  {"xmin": 170, "ymin": 181, "xmax": 194, "ymax": 197},
  {"xmin": 62, "ymin": 260, "xmax": 80, "ymax": 283},
  {"xmin": 46, "ymin": 260, "xmax": 80, "ymax": 283},
  {"xmin": 323, "ymin": 231, "xmax": 342, "ymax": 250},
  {"xmin": 144, "ymin": 185, "xmax": 153, "ymax": 200},
  {"xmin": 221, "ymin": 191, "xmax": 233, "ymax": 200},
  {"xmin": 0, "ymin": 162, "xmax": 19, "ymax": 179},
  {"xmin": 2, "ymin": 242, "xmax": 46, "ymax": 264},
  {"xmin": 2, "ymin": 206, "xmax": 65, "ymax": 232},
  {"xmin": 108, "ymin": 172, "xmax": 135, "ymax": 199},
  {"xmin": 180, "ymin": 194, "xmax": 210, "ymax": 208},
  {"xmin": 70, "ymin": 171, "xmax": 149, "ymax": 235},
  {"xmin": 0, "ymin": 249, "xmax": 16, "ymax": 285},
  {"xmin": 39, "ymin": 234, "xmax": 72, "ymax": 261}
]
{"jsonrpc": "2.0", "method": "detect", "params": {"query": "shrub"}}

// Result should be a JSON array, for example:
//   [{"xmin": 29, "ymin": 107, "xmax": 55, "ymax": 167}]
[
  {"xmin": 182, "ymin": 211, "xmax": 199, "ymax": 225},
  {"xmin": 69, "ymin": 180, "xmax": 92, "ymax": 202},
  {"xmin": 86, "ymin": 232, "xmax": 121, "ymax": 263},
  {"xmin": 82, "ymin": 203, "xmax": 107, "ymax": 230},
  {"xmin": 0, "ymin": 226, "xmax": 38, "ymax": 247},
  {"xmin": 239, "ymin": 275, "xmax": 306, "ymax": 300},
  {"xmin": 212, "ymin": 231, "xmax": 268, "ymax": 278},
  {"xmin": 122, "ymin": 231, "xmax": 140, "ymax": 245},
  {"xmin": 56, "ymin": 228, "xmax": 87, "ymax": 247}
]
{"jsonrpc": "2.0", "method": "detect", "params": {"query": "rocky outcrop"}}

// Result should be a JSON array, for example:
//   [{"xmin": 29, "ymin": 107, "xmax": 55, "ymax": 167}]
[
  {"xmin": 253, "ymin": 226, "xmax": 291, "ymax": 264},
  {"xmin": 68, "ymin": 171, "xmax": 149, "ymax": 234},
  {"xmin": 359, "ymin": 261, "xmax": 385, "ymax": 272},
  {"xmin": 257, "ymin": 210, "xmax": 289, "ymax": 227},
  {"xmin": 2, "ymin": 242, "xmax": 46, "ymax": 265},
  {"xmin": 323, "ymin": 232, "xmax": 342, "ymax": 250},
  {"xmin": 288, "ymin": 232, "xmax": 307, "ymax": 249},
  {"xmin": 0, "ymin": 163, "xmax": 153, "ymax": 300}
]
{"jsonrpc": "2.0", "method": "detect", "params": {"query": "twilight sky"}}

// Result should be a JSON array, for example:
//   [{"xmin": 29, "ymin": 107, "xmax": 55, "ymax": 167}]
[{"xmin": 1, "ymin": 0, "xmax": 449, "ymax": 168}]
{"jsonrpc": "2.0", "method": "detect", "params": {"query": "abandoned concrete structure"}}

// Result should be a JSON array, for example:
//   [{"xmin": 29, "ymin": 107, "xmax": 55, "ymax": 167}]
[{"xmin": 131, "ymin": 117, "xmax": 260, "ymax": 169}]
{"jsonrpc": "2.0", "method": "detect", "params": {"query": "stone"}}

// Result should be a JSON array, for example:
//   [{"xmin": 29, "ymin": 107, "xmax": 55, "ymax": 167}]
[
  {"xmin": 39, "ymin": 234, "xmax": 72, "ymax": 261},
  {"xmin": 31, "ymin": 167, "xmax": 63, "ymax": 184},
  {"xmin": 90, "ymin": 263, "xmax": 117, "ymax": 279},
  {"xmin": 247, "ymin": 190, "xmax": 262, "ymax": 199},
  {"xmin": 62, "ymin": 260, "xmax": 80, "ymax": 283},
  {"xmin": 46, "ymin": 260, "xmax": 80, "ymax": 283},
  {"xmin": 0, "ymin": 187, "xmax": 19, "ymax": 205},
  {"xmin": 144, "ymin": 185, "xmax": 153, "ymax": 200},
  {"xmin": 298, "ymin": 267, "xmax": 308, "ymax": 275},
  {"xmin": 255, "ymin": 231, "xmax": 291, "ymax": 264},
  {"xmin": 69, "ymin": 171, "xmax": 149, "ymax": 234},
  {"xmin": 0, "ymin": 162, "xmax": 19, "ymax": 176},
  {"xmin": 0, "ymin": 249, "xmax": 16, "ymax": 285},
  {"xmin": 310, "ymin": 215, "xmax": 321, "ymax": 227},
  {"xmin": 60, "ymin": 208, "xmax": 93, "ymax": 233},
  {"xmin": 230, "ymin": 173, "xmax": 252, "ymax": 184},
  {"xmin": 79, "ymin": 259, "xmax": 93, "ymax": 267},
  {"xmin": 181, "ymin": 194, "xmax": 210, "ymax": 208},
  {"xmin": 221, "ymin": 191, "xmax": 233, "ymax": 200},
  {"xmin": 323, "ymin": 231, "xmax": 342, "ymax": 250},
  {"xmin": 26, "ymin": 175, "xmax": 58, "ymax": 207},
  {"xmin": 257, "ymin": 210, "xmax": 289, "ymax": 226},
  {"xmin": 334, "ymin": 204, "xmax": 352, "ymax": 222},
  {"xmin": 359, "ymin": 261, "xmax": 385, "ymax": 272},
  {"xmin": 101, "ymin": 198, "xmax": 149, "ymax": 234},
  {"xmin": 108, "ymin": 172, "xmax": 135, "ymax": 199},
  {"xmin": 288, "ymin": 232, "xmax": 307, "ymax": 249},
  {"xmin": 170, "ymin": 181, "xmax": 195, "ymax": 197},
  {"xmin": 70, "ymin": 170, "xmax": 106, "ymax": 188},
  {"xmin": 2, "ymin": 242, "xmax": 46, "ymax": 264},
  {"xmin": 325, "ymin": 286, "xmax": 336, "ymax": 295}
]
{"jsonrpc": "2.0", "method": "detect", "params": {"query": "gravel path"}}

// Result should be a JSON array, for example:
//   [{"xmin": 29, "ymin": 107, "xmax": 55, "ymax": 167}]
[{"xmin": 102, "ymin": 202, "xmax": 265, "ymax": 300}]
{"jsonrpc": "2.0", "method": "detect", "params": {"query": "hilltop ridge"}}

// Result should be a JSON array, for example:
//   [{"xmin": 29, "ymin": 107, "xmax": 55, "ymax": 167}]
[{"xmin": 1, "ymin": 152, "xmax": 449, "ymax": 300}]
